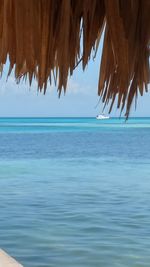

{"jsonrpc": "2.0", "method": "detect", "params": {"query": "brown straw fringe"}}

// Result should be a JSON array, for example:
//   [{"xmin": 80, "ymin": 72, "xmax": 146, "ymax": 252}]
[{"xmin": 0, "ymin": 0, "xmax": 149, "ymax": 116}]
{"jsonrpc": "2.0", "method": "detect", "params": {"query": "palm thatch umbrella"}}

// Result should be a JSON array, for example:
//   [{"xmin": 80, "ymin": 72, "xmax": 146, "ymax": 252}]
[{"xmin": 0, "ymin": 0, "xmax": 149, "ymax": 116}]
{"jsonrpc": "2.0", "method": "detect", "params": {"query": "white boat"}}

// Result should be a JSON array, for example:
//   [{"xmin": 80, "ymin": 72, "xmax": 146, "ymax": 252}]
[{"xmin": 96, "ymin": 114, "xmax": 110, "ymax": 120}]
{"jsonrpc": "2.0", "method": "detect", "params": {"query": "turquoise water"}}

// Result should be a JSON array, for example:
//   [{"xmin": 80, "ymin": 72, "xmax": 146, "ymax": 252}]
[{"xmin": 0, "ymin": 117, "xmax": 150, "ymax": 267}]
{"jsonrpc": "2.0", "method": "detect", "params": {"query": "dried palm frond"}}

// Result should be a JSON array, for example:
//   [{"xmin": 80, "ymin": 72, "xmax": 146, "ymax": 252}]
[{"xmin": 0, "ymin": 0, "xmax": 149, "ymax": 116}]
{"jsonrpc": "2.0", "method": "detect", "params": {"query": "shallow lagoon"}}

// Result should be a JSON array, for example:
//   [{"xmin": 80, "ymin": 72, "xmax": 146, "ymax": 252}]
[{"xmin": 0, "ymin": 117, "xmax": 150, "ymax": 267}]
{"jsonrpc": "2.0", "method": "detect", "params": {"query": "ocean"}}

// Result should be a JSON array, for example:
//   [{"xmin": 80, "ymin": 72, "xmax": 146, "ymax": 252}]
[{"xmin": 0, "ymin": 117, "xmax": 150, "ymax": 267}]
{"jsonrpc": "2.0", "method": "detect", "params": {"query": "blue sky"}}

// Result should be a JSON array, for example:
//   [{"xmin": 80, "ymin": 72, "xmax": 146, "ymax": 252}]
[{"xmin": 0, "ymin": 44, "xmax": 149, "ymax": 117}]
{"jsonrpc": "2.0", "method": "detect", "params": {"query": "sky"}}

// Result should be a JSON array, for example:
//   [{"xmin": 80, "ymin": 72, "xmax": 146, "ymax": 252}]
[{"xmin": 0, "ymin": 42, "xmax": 149, "ymax": 117}]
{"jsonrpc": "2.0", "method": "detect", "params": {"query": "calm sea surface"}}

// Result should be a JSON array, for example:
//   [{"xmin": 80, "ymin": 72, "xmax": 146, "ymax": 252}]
[{"xmin": 0, "ymin": 117, "xmax": 150, "ymax": 267}]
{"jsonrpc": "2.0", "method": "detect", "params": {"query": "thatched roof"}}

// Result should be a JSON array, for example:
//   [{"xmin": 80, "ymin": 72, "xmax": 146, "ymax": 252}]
[{"xmin": 0, "ymin": 0, "xmax": 150, "ymax": 116}]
